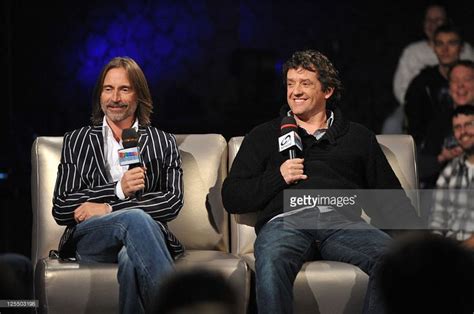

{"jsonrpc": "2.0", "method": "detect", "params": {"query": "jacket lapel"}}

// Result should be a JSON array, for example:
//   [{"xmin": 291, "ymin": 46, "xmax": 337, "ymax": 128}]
[
  {"xmin": 137, "ymin": 126, "xmax": 149, "ymax": 156},
  {"xmin": 89, "ymin": 125, "xmax": 109, "ymax": 183}
]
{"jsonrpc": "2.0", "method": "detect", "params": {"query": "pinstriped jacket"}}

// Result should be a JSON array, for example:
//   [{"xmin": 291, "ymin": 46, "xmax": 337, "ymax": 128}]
[{"xmin": 52, "ymin": 124, "xmax": 184, "ymax": 258}]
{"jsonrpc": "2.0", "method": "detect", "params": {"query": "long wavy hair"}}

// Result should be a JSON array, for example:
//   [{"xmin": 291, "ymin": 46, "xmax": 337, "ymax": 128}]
[{"xmin": 91, "ymin": 57, "xmax": 153, "ymax": 126}]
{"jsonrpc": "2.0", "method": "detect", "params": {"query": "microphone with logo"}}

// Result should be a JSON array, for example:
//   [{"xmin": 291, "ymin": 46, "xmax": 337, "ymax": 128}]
[
  {"xmin": 118, "ymin": 128, "xmax": 143, "ymax": 199},
  {"xmin": 279, "ymin": 116, "xmax": 303, "ymax": 159}
]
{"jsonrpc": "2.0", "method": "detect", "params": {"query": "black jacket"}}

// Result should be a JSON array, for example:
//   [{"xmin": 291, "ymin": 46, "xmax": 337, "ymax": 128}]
[
  {"xmin": 404, "ymin": 65, "xmax": 453, "ymax": 188},
  {"xmin": 222, "ymin": 106, "xmax": 421, "ymax": 233}
]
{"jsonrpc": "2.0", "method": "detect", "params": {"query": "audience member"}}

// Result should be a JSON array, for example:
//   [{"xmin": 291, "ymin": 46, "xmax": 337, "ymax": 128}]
[
  {"xmin": 393, "ymin": 4, "xmax": 474, "ymax": 104},
  {"xmin": 429, "ymin": 105, "xmax": 474, "ymax": 248},
  {"xmin": 449, "ymin": 60, "xmax": 474, "ymax": 107},
  {"xmin": 378, "ymin": 232, "xmax": 474, "ymax": 314},
  {"xmin": 0, "ymin": 253, "xmax": 33, "ymax": 314},
  {"xmin": 154, "ymin": 268, "xmax": 238, "ymax": 314},
  {"xmin": 383, "ymin": 4, "xmax": 474, "ymax": 133},
  {"xmin": 436, "ymin": 60, "xmax": 474, "ymax": 164},
  {"xmin": 405, "ymin": 23, "xmax": 464, "ymax": 188},
  {"xmin": 0, "ymin": 253, "xmax": 33, "ymax": 299}
]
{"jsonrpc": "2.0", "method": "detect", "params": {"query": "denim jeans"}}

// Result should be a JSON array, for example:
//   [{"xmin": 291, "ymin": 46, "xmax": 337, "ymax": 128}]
[
  {"xmin": 73, "ymin": 209, "xmax": 174, "ymax": 314},
  {"xmin": 254, "ymin": 209, "xmax": 391, "ymax": 314}
]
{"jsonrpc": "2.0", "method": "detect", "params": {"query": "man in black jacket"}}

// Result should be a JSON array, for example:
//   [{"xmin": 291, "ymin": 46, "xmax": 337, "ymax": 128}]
[
  {"xmin": 405, "ymin": 24, "xmax": 464, "ymax": 188},
  {"xmin": 222, "ymin": 50, "xmax": 421, "ymax": 314}
]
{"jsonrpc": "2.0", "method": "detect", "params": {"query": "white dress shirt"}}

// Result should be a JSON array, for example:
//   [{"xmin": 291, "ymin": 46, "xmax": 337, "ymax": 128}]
[{"xmin": 102, "ymin": 116, "xmax": 139, "ymax": 200}]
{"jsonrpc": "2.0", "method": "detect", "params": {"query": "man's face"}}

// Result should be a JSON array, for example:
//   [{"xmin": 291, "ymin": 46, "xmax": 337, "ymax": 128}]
[
  {"xmin": 423, "ymin": 6, "xmax": 446, "ymax": 41},
  {"xmin": 434, "ymin": 32, "xmax": 462, "ymax": 67},
  {"xmin": 450, "ymin": 65, "xmax": 474, "ymax": 106},
  {"xmin": 100, "ymin": 67, "xmax": 138, "ymax": 126},
  {"xmin": 453, "ymin": 114, "xmax": 474, "ymax": 151},
  {"xmin": 286, "ymin": 67, "xmax": 333, "ymax": 120}
]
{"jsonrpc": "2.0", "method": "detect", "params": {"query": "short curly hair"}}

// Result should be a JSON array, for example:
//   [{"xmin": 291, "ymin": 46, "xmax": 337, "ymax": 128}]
[
  {"xmin": 448, "ymin": 59, "xmax": 474, "ymax": 81},
  {"xmin": 283, "ymin": 50, "xmax": 343, "ymax": 107}
]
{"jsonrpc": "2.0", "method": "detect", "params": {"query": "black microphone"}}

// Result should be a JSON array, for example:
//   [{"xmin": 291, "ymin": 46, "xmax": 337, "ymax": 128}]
[
  {"xmin": 119, "ymin": 128, "xmax": 143, "ymax": 199},
  {"xmin": 279, "ymin": 116, "xmax": 303, "ymax": 159}
]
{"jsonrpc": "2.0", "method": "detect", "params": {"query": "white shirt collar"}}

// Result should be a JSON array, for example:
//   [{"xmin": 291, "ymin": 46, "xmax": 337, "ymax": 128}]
[
  {"xmin": 102, "ymin": 116, "xmax": 139, "ymax": 143},
  {"xmin": 101, "ymin": 116, "xmax": 139, "ymax": 186}
]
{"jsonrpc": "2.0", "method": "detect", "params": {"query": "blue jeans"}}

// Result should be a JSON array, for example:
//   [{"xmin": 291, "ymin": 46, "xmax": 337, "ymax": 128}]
[
  {"xmin": 73, "ymin": 209, "xmax": 174, "ymax": 314},
  {"xmin": 254, "ymin": 209, "xmax": 391, "ymax": 314}
]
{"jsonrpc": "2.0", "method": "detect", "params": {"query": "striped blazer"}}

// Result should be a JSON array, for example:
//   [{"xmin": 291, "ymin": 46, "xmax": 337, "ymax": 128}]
[{"xmin": 52, "ymin": 125, "xmax": 184, "ymax": 258}]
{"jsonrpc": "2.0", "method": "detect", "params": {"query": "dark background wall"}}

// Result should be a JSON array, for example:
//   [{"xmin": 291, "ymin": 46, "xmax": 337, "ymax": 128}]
[{"xmin": 1, "ymin": 0, "xmax": 473, "ymax": 258}]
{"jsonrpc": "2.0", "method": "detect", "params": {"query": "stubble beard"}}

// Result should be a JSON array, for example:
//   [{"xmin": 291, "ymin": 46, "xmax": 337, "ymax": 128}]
[
  {"xmin": 460, "ymin": 133, "xmax": 474, "ymax": 156},
  {"xmin": 101, "ymin": 102, "xmax": 135, "ymax": 124},
  {"xmin": 464, "ymin": 144, "xmax": 474, "ymax": 157}
]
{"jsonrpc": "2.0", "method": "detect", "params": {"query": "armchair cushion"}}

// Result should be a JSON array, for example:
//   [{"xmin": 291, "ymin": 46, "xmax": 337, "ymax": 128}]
[
  {"xmin": 32, "ymin": 134, "xmax": 249, "ymax": 314},
  {"xmin": 229, "ymin": 134, "xmax": 419, "ymax": 314}
]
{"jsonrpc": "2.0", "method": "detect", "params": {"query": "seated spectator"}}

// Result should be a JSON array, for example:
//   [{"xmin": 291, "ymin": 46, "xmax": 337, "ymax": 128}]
[
  {"xmin": 449, "ymin": 60, "xmax": 474, "ymax": 107},
  {"xmin": 0, "ymin": 253, "xmax": 33, "ymax": 299},
  {"xmin": 437, "ymin": 60, "xmax": 474, "ymax": 164},
  {"xmin": 377, "ymin": 232, "xmax": 474, "ymax": 314},
  {"xmin": 384, "ymin": 4, "xmax": 474, "ymax": 134},
  {"xmin": 393, "ymin": 4, "xmax": 474, "ymax": 105},
  {"xmin": 405, "ymin": 23, "xmax": 464, "ymax": 188},
  {"xmin": 153, "ymin": 268, "xmax": 238, "ymax": 314},
  {"xmin": 0, "ymin": 253, "xmax": 34, "ymax": 314},
  {"xmin": 429, "ymin": 105, "xmax": 474, "ymax": 248}
]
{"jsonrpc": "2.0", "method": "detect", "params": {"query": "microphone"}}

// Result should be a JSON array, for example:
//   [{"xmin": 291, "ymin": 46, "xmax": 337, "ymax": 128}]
[
  {"xmin": 119, "ymin": 128, "xmax": 143, "ymax": 199},
  {"xmin": 279, "ymin": 116, "xmax": 303, "ymax": 159}
]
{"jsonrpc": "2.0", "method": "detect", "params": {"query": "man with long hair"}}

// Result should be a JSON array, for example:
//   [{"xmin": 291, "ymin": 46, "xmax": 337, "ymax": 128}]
[{"xmin": 52, "ymin": 57, "xmax": 183, "ymax": 313}]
